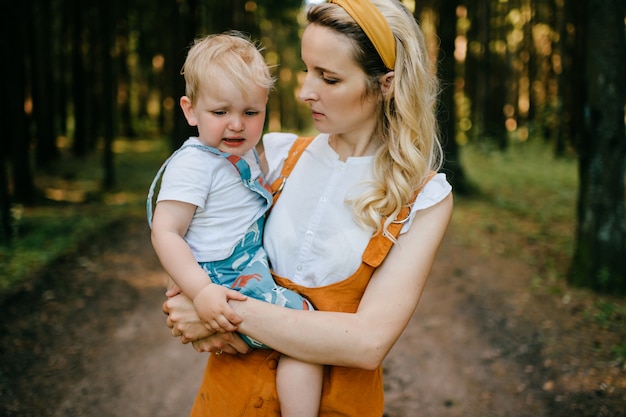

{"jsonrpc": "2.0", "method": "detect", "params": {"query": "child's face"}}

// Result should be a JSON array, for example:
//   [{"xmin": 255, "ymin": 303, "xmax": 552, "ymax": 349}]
[{"xmin": 181, "ymin": 79, "xmax": 268, "ymax": 157}]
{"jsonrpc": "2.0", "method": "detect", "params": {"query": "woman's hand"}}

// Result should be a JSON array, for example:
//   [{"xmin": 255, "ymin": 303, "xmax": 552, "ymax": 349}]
[
  {"xmin": 163, "ymin": 292, "xmax": 251, "ymax": 355},
  {"xmin": 162, "ymin": 293, "xmax": 213, "ymax": 343},
  {"xmin": 191, "ymin": 332, "xmax": 252, "ymax": 355}
]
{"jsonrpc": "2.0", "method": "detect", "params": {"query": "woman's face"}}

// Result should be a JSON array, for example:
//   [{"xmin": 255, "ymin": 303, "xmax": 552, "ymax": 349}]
[{"xmin": 298, "ymin": 24, "xmax": 380, "ymax": 140}]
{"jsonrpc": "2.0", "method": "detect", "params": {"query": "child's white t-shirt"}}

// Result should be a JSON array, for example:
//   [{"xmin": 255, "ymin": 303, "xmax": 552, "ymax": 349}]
[{"xmin": 157, "ymin": 137, "xmax": 267, "ymax": 262}]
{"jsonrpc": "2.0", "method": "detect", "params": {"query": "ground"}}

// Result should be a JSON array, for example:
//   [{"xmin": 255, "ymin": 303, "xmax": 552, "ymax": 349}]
[{"xmin": 0, "ymin": 216, "xmax": 624, "ymax": 417}]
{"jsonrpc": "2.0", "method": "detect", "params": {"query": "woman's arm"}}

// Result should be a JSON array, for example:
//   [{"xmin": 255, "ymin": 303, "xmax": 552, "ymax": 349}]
[
  {"xmin": 231, "ymin": 193, "xmax": 453, "ymax": 369},
  {"xmin": 165, "ymin": 193, "xmax": 452, "ymax": 367}
]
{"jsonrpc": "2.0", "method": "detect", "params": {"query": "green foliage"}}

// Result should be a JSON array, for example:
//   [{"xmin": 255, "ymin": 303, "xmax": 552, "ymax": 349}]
[
  {"xmin": 591, "ymin": 299, "xmax": 626, "ymax": 331},
  {"xmin": 0, "ymin": 207, "xmax": 113, "ymax": 291},
  {"xmin": 587, "ymin": 299, "xmax": 626, "ymax": 361},
  {"xmin": 453, "ymin": 139, "xmax": 578, "ymax": 280},
  {"xmin": 463, "ymin": 139, "xmax": 578, "ymax": 218},
  {"xmin": 456, "ymin": 139, "xmax": 626, "ymax": 360},
  {"xmin": 0, "ymin": 139, "xmax": 169, "ymax": 298}
]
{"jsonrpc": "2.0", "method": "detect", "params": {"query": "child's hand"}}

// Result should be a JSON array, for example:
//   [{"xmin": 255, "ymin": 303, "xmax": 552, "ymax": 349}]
[
  {"xmin": 193, "ymin": 284, "xmax": 248, "ymax": 333},
  {"xmin": 166, "ymin": 278, "xmax": 183, "ymax": 297}
]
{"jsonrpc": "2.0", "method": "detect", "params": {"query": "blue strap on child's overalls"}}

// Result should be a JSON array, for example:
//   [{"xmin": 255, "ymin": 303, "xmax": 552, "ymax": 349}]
[{"xmin": 146, "ymin": 143, "xmax": 273, "ymax": 228}]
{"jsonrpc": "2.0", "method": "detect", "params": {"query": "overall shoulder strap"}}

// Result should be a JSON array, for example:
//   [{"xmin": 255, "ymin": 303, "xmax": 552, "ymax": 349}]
[
  {"xmin": 362, "ymin": 171, "xmax": 437, "ymax": 267},
  {"xmin": 146, "ymin": 143, "xmax": 268, "ymax": 227},
  {"xmin": 270, "ymin": 136, "xmax": 315, "ymax": 205},
  {"xmin": 147, "ymin": 144, "xmax": 228, "ymax": 227}
]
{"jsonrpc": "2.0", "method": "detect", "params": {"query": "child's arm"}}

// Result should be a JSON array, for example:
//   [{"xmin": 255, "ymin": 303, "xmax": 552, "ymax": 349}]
[
  {"xmin": 166, "ymin": 277, "xmax": 182, "ymax": 296},
  {"xmin": 151, "ymin": 200, "xmax": 247, "ymax": 332}
]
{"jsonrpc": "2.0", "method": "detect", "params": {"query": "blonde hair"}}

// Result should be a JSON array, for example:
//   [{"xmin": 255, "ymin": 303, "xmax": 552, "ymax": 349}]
[
  {"xmin": 307, "ymin": 0, "xmax": 443, "ymax": 237},
  {"xmin": 181, "ymin": 32, "xmax": 274, "ymax": 103}
]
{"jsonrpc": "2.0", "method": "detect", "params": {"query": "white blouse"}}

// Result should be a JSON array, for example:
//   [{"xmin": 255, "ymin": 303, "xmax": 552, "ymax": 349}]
[{"xmin": 263, "ymin": 133, "xmax": 451, "ymax": 288}]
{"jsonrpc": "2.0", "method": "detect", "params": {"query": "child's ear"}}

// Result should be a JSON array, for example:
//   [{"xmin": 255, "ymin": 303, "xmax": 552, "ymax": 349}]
[
  {"xmin": 380, "ymin": 71, "xmax": 395, "ymax": 98},
  {"xmin": 180, "ymin": 96, "xmax": 198, "ymax": 126}
]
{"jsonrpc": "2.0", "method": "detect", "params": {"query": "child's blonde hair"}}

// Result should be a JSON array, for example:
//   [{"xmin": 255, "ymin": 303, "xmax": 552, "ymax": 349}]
[{"xmin": 181, "ymin": 32, "xmax": 274, "ymax": 103}]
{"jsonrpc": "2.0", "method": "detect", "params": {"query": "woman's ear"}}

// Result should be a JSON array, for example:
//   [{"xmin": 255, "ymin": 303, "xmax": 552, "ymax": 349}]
[
  {"xmin": 180, "ymin": 96, "xmax": 198, "ymax": 126},
  {"xmin": 380, "ymin": 71, "xmax": 395, "ymax": 98}
]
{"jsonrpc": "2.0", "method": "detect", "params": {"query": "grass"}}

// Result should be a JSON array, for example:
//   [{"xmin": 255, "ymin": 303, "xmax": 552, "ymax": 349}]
[
  {"xmin": 452, "ymin": 140, "xmax": 579, "ymax": 283},
  {"xmin": 590, "ymin": 299, "xmax": 626, "ymax": 361},
  {"xmin": 454, "ymin": 139, "xmax": 625, "ymax": 361},
  {"xmin": 0, "ymin": 138, "xmax": 170, "ymax": 296}
]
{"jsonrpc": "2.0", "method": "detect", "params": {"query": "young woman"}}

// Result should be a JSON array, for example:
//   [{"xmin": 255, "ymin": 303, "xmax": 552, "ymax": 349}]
[{"xmin": 163, "ymin": 1, "xmax": 453, "ymax": 415}]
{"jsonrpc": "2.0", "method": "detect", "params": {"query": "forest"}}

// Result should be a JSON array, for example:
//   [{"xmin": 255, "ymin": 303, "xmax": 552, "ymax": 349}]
[
  {"xmin": 0, "ymin": 1, "xmax": 625, "ymax": 415},
  {"xmin": 0, "ymin": 0, "xmax": 624, "ymax": 293}
]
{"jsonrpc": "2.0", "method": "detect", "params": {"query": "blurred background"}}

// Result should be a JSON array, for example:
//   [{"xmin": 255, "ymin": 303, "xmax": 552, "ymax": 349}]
[{"xmin": 0, "ymin": 1, "xmax": 624, "ymax": 415}]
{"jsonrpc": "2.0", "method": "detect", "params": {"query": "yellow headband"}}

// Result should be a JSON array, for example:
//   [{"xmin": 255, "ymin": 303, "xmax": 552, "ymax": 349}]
[{"xmin": 328, "ymin": 0, "xmax": 396, "ymax": 70}]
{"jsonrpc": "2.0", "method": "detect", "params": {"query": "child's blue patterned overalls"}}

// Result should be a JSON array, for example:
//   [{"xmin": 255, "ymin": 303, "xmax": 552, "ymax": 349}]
[{"xmin": 147, "ymin": 143, "xmax": 313, "ymax": 348}]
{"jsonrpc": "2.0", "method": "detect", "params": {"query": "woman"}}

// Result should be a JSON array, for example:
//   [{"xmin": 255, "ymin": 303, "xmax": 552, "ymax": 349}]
[{"xmin": 163, "ymin": 0, "xmax": 453, "ymax": 415}]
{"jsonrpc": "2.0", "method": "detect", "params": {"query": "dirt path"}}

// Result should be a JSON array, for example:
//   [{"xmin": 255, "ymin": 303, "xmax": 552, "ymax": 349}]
[
  {"xmin": 47, "ymin": 224, "xmax": 547, "ymax": 417},
  {"xmin": 0, "ymin": 216, "xmax": 600, "ymax": 416}
]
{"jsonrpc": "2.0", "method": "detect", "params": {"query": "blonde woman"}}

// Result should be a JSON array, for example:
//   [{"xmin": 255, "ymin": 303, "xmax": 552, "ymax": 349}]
[{"xmin": 163, "ymin": 1, "xmax": 453, "ymax": 415}]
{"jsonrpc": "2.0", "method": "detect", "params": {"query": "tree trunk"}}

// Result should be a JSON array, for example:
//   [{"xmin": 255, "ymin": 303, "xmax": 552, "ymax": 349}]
[
  {"xmin": 32, "ymin": 0, "xmax": 59, "ymax": 167},
  {"xmin": 523, "ymin": 0, "xmax": 535, "ymax": 126},
  {"xmin": 116, "ymin": 8, "xmax": 136, "ymax": 139},
  {"xmin": 436, "ymin": 0, "xmax": 471, "ymax": 193},
  {"xmin": 7, "ymin": 0, "xmax": 36, "ymax": 205},
  {"xmin": 70, "ymin": 0, "xmax": 89, "ymax": 157},
  {"xmin": 569, "ymin": 0, "xmax": 626, "ymax": 294},
  {"xmin": 465, "ymin": 0, "xmax": 490, "ymax": 143},
  {"xmin": 99, "ymin": 0, "xmax": 116, "ymax": 190},
  {"xmin": 559, "ymin": 0, "xmax": 586, "ymax": 153},
  {"xmin": 167, "ymin": 0, "xmax": 199, "ymax": 150},
  {"xmin": 0, "ymin": 1, "xmax": 18, "ymax": 239},
  {"xmin": 554, "ymin": 0, "xmax": 570, "ymax": 155},
  {"xmin": 484, "ymin": 0, "xmax": 509, "ymax": 150}
]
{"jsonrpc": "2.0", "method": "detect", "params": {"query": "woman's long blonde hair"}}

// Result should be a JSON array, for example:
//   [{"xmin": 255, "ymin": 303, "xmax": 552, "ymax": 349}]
[{"xmin": 307, "ymin": 0, "xmax": 443, "ymax": 237}]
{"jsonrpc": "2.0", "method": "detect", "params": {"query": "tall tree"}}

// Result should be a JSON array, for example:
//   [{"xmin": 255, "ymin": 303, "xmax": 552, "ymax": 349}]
[
  {"xmin": 7, "ymin": 0, "xmax": 36, "ymax": 205},
  {"xmin": 554, "ymin": 0, "xmax": 572, "ymax": 155},
  {"xmin": 166, "ymin": 0, "xmax": 200, "ymax": 150},
  {"xmin": 436, "ymin": 0, "xmax": 471, "ymax": 193},
  {"xmin": 0, "ymin": 1, "xmax": 21, "ymax": 240},
  {"xmin": 484, "ymin": 0, "xmax": 510, "ymax": 149},
  {"xmin": 569, "ymin": 0, "xmax": 626, "ymax": 293},
  {"xmin": 464, "ymin": 0, "xmax": 490, "ymax": 144},
  {"xmin": 115, "ymin": 4, "xmax": 136, "ymax": 139},
  {"xmin": 557, "ymin": 0, "xmax": 585, "ymax": 154},
  {"xmin": 522, "ymin": 0, "xmax": 535, "ymax": 126},
  {"xmin": 31, "ymin": 0, "xmax": 59, "ymax": 167},
  {"xmin": 70, "ymin": 0, "xmax": 90, "ymax": 157},
  {"xmin": 98, "ymin": 0, "xmax": 117, "ymax": 189}
]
